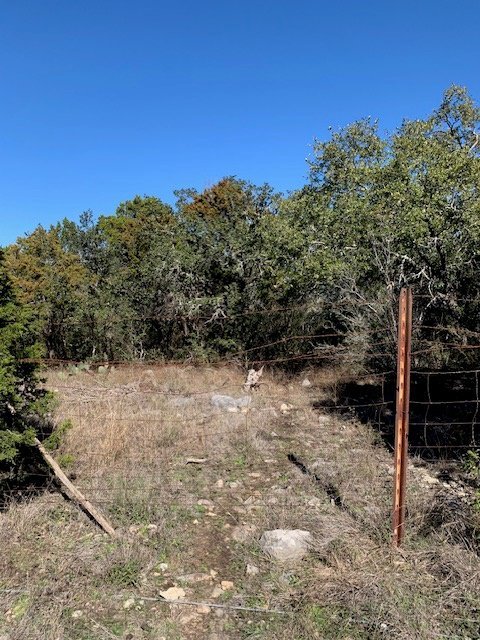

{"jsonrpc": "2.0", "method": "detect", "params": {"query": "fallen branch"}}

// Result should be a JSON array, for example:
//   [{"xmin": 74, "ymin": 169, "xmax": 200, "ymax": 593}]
[{"xmin": 35, "ymin": 438, "xmax": 117, "ymax": 537}]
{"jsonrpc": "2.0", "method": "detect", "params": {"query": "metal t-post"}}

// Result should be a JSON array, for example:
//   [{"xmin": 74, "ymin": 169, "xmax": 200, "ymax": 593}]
[{"xmin": 392, "ymin": 287, "xmax": 413, "ymax": 547}]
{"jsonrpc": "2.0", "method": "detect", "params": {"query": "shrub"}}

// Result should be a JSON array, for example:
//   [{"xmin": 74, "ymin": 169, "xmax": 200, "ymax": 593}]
[{"xmin": 0, "ymin": 249, "xmax": 49, "ymax": 468}]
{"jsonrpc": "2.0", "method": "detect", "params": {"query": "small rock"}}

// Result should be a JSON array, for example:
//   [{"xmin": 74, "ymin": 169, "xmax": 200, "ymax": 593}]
[
  {"xmin": 179, "ymin": 612, "xmax": 200, "ymax": 625},
  {"xmin": 158, "ymin": 562, "xmax": 168, "ymax": 572},
  {"xmin": 123, "ymin": 598, "xmax": 135, "ymax": 610},
  {"xmin": 196, "ymin": 605, "xmax": 211, "ymax": 614},
  {"xmin": 231, "ymin": 524, "xmax": 256, "ymax": 542},
  {"xmin": 197, "ymin": 499, "xmax": 215, "ymax": 510},
  {"xmin": 178, "ymin": 573, "xmax": 212, "ymax": 584},
  {"xmin": 215, "ymin": 479, "xmax": 224, "ymax": 488},
  {"xmin": 260, "ymin": 529, "xmax": 313, "ymax": 562},
  {"xmin": 229, "ymin": 481, "xmax": 239, "ymax": 489},
  {"xmin": 71, "ymin": 610, "xmax": 83, "ymax": 618},
  {"xmin": 246, "ymin": 563, "xmax": 259, "ymax": 576},
  {"xmin": 210, "ymin": 569, "xmax": 218, "ymax": 578},
  {"xmin": 248, "ymin": 472, "xmax": 261, "ymax": 478},
  {"xmin": 211, "ymin": 586, "xmax": 223, "ymax": 598},
  {"xmin": 280, "ymin": 403, "xmax": 294, "ymax": 414},
  {"xmin": 221, "ymin": 580, "xmax": 234, "ymax": 591},
  {"xmin": 160, "ymin": 587, "xmax": 186, "ymax": 601},
  {"xmin": 301, "ymin": 378, "xmax": 312, "ymax": 387}
]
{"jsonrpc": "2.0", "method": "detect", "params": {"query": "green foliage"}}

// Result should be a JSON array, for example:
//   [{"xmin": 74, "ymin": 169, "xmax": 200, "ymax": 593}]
[
  {"xmin": 463, "ymin": 450, "xmax": 480, "ymax": 478},
  {"xmin": 43, "ymin": 419, "xmax": 73, "ymax": 451},
  {"xmin": 106, "ymin": 559, "xmax": 141, "ymax": 587},
  {"xmin": 0, "ymin": 249, "xmax": 47, "ymax": 465},
  {"xmin": 3, "ymin": 85, "xmax": 480, "ymax": 372}
]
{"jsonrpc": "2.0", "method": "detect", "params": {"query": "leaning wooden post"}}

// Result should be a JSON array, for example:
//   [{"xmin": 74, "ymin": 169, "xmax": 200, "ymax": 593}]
[
  {"xmin": 35, "ymin": 438, "xmax": 117, "ymax": 537},
  {"xmin": 392, "ymin": 287, "xmax": 413, "ymax": 547}
]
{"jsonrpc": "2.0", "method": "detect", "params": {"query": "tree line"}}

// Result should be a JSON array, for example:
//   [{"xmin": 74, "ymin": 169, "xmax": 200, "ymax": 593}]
[{"xmin": 2, "ymin": 85, "xmax": 480, "ymax": 463}]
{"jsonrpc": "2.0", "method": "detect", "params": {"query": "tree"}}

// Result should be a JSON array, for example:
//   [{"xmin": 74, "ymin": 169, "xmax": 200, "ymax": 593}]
[
  {"xmin": 0, "ymin": 249, "xmax": 45, "ymax": 466},
  {"xmin": 295, "ymin": 84, "xmax": 480, "ymax": 368}
]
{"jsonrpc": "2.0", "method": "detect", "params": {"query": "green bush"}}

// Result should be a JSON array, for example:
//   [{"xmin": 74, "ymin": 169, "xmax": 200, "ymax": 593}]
[{"xmin": 0, "ymin": 249, "xmax": 49, "ymax": 467}]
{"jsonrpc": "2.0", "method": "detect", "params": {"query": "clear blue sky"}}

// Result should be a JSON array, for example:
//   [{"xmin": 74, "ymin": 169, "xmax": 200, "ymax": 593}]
[{"xmin": 1, "ymin": 0, "xmax": 479, "ymax": 245}]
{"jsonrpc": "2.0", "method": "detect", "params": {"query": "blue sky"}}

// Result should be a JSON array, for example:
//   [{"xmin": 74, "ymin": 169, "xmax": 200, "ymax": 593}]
[{"xmin": 1, "ymin": 0, "xmax": 479, "ymax": 245}]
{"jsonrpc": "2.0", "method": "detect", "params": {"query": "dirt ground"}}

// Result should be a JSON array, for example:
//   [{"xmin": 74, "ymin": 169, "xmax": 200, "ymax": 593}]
[{"xmin": 0, "ymin": 365, "xmax": 479, "ymax": 639}]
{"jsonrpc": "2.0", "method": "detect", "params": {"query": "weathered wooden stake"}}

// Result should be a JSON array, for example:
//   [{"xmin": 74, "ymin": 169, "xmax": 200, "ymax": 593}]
[
  {"xmin": 392, "ymin": 287, "xmax": 413, "ymax": 547},
  {"xmin": 35, "ymin": 438, "xmax": 117, "ymax": 537}
]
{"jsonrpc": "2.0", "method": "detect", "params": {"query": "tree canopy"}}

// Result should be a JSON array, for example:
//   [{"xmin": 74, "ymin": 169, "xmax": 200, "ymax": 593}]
[{"xmin": 3, "ymin": 85, "xmax": 479, "ymax": 371}]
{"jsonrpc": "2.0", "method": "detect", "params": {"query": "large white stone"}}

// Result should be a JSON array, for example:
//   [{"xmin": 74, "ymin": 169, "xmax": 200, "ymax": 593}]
[
  {"xmin": 260, "ymin": 529, "xmax": 312, "ymax": 562},
  {"xmin": 210, "ymin": 394, "xmax": 251, "ymax": 410}
]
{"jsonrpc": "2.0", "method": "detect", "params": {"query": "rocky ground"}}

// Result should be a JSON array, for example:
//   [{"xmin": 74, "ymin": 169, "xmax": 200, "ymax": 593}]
[{"xmin": 0, "ymin": 365, "xmax": 479, "ymax": 639}]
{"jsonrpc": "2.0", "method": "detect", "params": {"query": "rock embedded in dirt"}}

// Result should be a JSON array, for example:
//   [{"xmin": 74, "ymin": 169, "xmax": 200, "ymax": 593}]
[
  {"xmin": 280, "ymin": 402, "xmax": 294, "ymax": 414},
  {"xmin": 246, "ymin": 563, "xmax": 260, "ymax": 576},
  {"xmin": 221, "ymin": 580, "xmax": 234, "ymax": 590},
  {"xmin": 123, "ymin": 598, "xmax": 135, "ymax": 609},
  {"xmin": 210, "ymin": 394, "xmax": 251, "ymax": 410},
  {"xmin": 178, "ymin": 572, "xmax": 212, "ymax": 584},
  {"xmin": 211, "ymin": 586, "xmax": 223, "ymax": 598},
  {"xmin": 196, "ymin": 605, "xmax": 212, "ymax": 614},
  {"xmin": 260, "ymin": 529, "xmax": 313, "ymax": 562},
  {"xmin": 301, "ymin": 378, "xmax": 312, "ymax": 387},
  {"xmin": 159, "ymin": 587, "xmax": 186, "ymax": 601},
  {"xmin": 231, "ymin": 524, "xmax": 257, "ymax": 542}
]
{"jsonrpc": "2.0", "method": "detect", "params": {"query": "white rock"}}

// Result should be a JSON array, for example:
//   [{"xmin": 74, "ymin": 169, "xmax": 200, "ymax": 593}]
[
  {"xmin": 246, "ymin": 563, "xmax": 259, "ymax": 576},
  {"xmin": 211, "ymin": 394, "xmax": 251, "ymax": 410},
  {"xmin": 301, "ymin": 378, "xmax": 312, "ymax": 387},
  {"xmin": 215, "ymin": 479, "xmax": 224, "ymax": 488},
  {"xmin": 71, "ymin": 610, "xmax": 83, "ymax": 618},
  {"xmin": 221, "ymin": 580, "xmax": 234, "ymax": 590},
  {"xmin": 280, "ymin": 403, "xmax": 294, "ymax": 414},
  {"xmin": 211, "ymin": 586, "xmax": 223, "ymax": 598},
  {"xmin": 196, "ymin": 605, "xmax": 211, "ymax": 614},
  {"xmin": 159, "ymin": 587, "xmax": 186, "ymax": 601},
  {"xmin": 123, "ymin": 598, "xmax": 135, "ymax": 609},
  {"xmin": 260, "ymin": 529, "xmax": 312, "ymax": 562}
]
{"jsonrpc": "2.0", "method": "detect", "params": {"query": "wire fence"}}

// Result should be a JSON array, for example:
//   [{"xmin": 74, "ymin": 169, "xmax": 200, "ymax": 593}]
[{"xmin": 8, "ymin": 293, "xmax": 479, "ymax": 459}]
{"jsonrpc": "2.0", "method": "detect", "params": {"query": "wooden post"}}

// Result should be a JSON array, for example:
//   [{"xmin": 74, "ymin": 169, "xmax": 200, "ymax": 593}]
[
  {"xmin": 392, "ymin": 287, "xmax": 413, "ymax": 547},
  {"xmin": 35, "ymin": 438, "xmax": 117, "ymax": 537}
]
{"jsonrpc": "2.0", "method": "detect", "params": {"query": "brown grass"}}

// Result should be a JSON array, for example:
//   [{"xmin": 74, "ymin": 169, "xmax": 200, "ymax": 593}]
[{"xmin": 0, "ymin": 364, "xmax": 479, "ymax": 639}]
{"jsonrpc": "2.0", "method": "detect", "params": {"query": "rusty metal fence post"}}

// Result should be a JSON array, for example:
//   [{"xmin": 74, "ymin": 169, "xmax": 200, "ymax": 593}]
[{"xmin": 392, "ymin": 287, "xmax": 413, "ymax": 547}]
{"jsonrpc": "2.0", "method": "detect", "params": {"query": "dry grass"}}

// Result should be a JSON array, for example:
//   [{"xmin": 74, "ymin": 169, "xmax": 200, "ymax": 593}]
[{"xmin": 0, "ymin": 364, "xmax": 479, "ymax": 639}]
